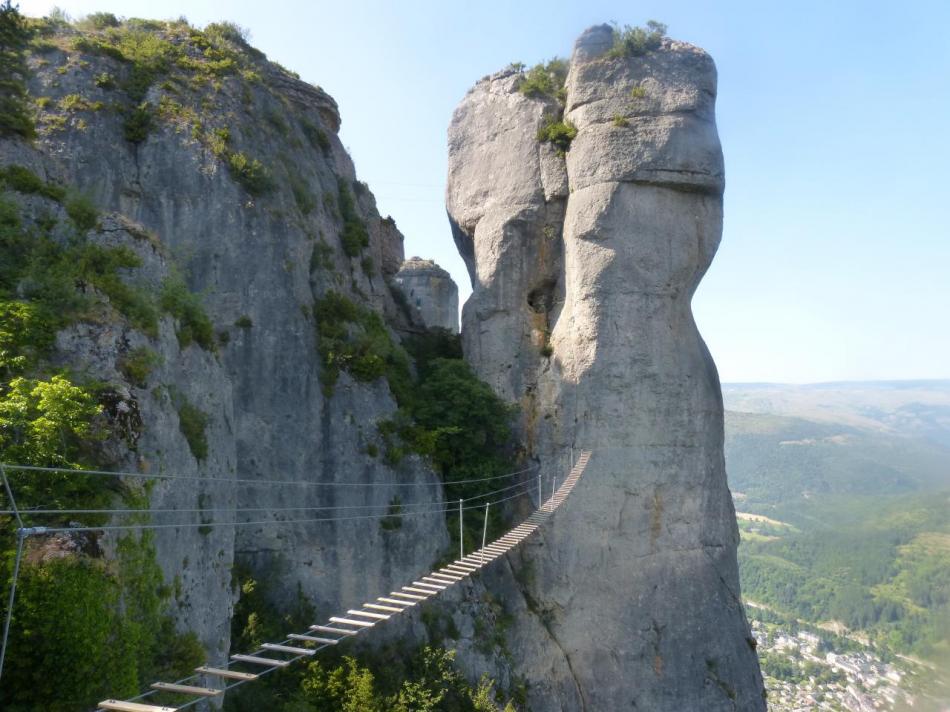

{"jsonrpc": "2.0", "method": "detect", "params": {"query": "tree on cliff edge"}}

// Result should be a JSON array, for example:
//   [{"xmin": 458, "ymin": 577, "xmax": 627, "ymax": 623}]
[{"xmin": 0, "ymin": 0, "xmax": 35, "ymax": 139}]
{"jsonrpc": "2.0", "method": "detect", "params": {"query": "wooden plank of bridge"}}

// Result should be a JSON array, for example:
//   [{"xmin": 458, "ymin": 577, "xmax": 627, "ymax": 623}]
[
  {"xmin": 390, "ymin": 591, "xmax": 427, "ymax": 601},
  {"xmin": 347, "ymin": 609, "xmax": 390, "ymax": 620},
  {"xmin": 231, "ymin": 654, "xmax": 291, "ymax": 667},
  {"xmin": 150, "ymin": 682, "xmax": 221, "ymax": 697},
  {"xmin": 379, "ymin": 596, "xmax": 416, "ymax": 606},
  {"xmin": 421, "ymin": 576, "xmax": 453, "ymax": 586},
  {"xmin": 412, "ymin": 580, "xmax": 444, "ymax": 590},
  {"xmin": 289, "ymin": 633, "xmax": 339, "ymax": 645},
  {"xmin": 459, "ymin": 556, "xmax": 491, "ymax": 566},
  {"xmin": 262, "ymin": 643, "xmax": 315, "ymax": 656},
  {"xmin": 329, "ymin": 616, "xmax": 375, "ymax": 628},
  {"xmin": 446, "ymin": 564, "xmax": 476, "ymax": 573},
  {"xmin": 365, "ymin": 602, "xmax": 403, "ymax": 612},
  {"xmin": 99, "ymin": 702, "xmax": 177, "ymax": 712},
  {"xmin": 311, "ymin": 624, "xmax": 359, "ymax": 635},
  {"xmin": 401, "ymin": 586, "xmax": 436, "ymax": 596},
  {"xmin": 195, "ymin": 666, "xmax": 259, "ymax": 681}
]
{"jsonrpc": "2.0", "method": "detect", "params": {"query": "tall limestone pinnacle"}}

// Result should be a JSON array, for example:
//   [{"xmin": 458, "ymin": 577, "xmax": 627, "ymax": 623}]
[{"xmin": 447, "ymin": 24, "xmax": 766, "ymax": 710}]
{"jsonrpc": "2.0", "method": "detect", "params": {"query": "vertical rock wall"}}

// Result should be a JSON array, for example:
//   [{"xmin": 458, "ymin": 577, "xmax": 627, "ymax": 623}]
[
  {"xmin": 447, "ymin": 25, "xmax": 765, "ymax": 710},
  {"xmin": 393, "ymin": 257, "xmax": 460, "ymax": 333},
  {"xmin": 5, "ymin": 23, "xmax": 450, "ymax": 668}
]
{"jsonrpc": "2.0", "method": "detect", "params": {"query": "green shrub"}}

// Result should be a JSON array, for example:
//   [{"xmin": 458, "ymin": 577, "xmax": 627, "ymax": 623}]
[
  {"xmin": 118, "ymin": 346, "xmax": 160, "ymax": 386},
  {"xmin": 518, "ymin": 57, "xmax": 568, "ymax": 104},
  {"xmin": 117, "ymin": 31, "xmax": 177, "ymax": 102},
  {"xmin": 70, "ymin": 35, "xmax": 125, "ymax": 62},
  {"xmin": 0, "ymin": 0, "xmax": 36, "ymax": 139},
  {"xmin": 94, "ymin": 71, "xmax": 116, "ymax": 88},
  {"xmin": 607, "ymin": 20, "xmax": 668, "ymax": 59},
  {"xmin": 0, "ymin": 300, "xmax": 56, "ymax": 377},
  {"xmin": 310, "ymin": 241, "xmax": 334, "ymax": 272},
  {"xmin": 65, "ymin": 193, "xmax": 99, "ymax": 232},
  {"xmin": 313, "ymin": 290, "xmax": 411, "ymax": 398},
  {"xmin": 536, "ymin": 117, "xmax": 578, "ymax": 156},
  {"xmin": 59, "ymin": 93, "xmax": 89, "ymax": 111},
  {"xmin": 265, "ymin": 108, "xmax": 288, "ymax": 135},
  {"xmin": 206, "ymin": 126, "xmax": 229, "ymax": 156},
  {"xmin": 176, "ymin": 399, "xmax": 208, "ymax": 460},
  {"xmin": 204, "ymin": 21, "xmax": 250, "ymax": 46},
  {"xmin": 612, "ymin": 113, "xmax": 629, "ymax": 127},
  {"xmin": 82, "ymin": 11, "xmax": 120, "ymax": 29},
  {"xmin": 337, "ymin": 178, "xmax": 368, "ymax": 257},
  {"xmin": 380, "ymin": 495, "xmax": 403, "ymax": 531},
  {"xmin": 630, "ymin": 85, "xmax": 647, "ymax": 99},
  {"xmin": 229, "ymin": 564, "xmax": 315, "ymax": 655},
  {"xmin": 159, "ymin": 277, "xmax": 215, "ymax": 351},
  {"xmin": 123, "ymin": 102, "xmax": 153, "ymax": 143},
  {"xmin": 0, "ymin": 164, "xmax": 66, "ymax": 201},
  {"xmin": 379, "ymin": 331, "xmax": 518, "ymax": 547},
  {"xmin": 227, "ymin": 151, "xmax": 274, "ymax": 195},
  {"xmin": 234, "ymin": 314, "xmax": 252, "ymax": 328},
  {"xmin": 226, "ymin": 642, "xmax": 514, "ymax": 712},
  {"xmin": 0, "ymin": 195, "xmax": 159, "ymax": 335},
  {"xmin": 301, "ymin": 118, "xmax": 330, "ymax": 153},
  {"xmin": 289, "ymin": 170, "xmax": 315, "ymax": 215},
  {"xmin": 74, "ymin": 242, "xmax": 158, "ymax": 333},
  {"xmin": 0, "ymin": 533, "xmax": 204, "ymax": 712},
  {"xmin": 29, "ymin": 38, "xmax": 57, "ymax": 54}
]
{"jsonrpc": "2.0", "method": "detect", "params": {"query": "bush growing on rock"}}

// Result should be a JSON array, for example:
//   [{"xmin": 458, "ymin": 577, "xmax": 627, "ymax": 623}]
[
  {"xmin": 227, "ymin": 151, "xmax": 274, "ymax": 195},
  {"xmin": 607, "ymin": 20, "xmax": 668, "ymax": 59},
  {"xmin": 159, "ymin": 276, "xmax": 215, "ymax": 351},
  {"xmin": 536, "ymin": 117, "xmax": 577, "ymax": 156},
  {"xmin": 65, "ymin": 192, "xmax": 99, "ymax": 231},
  {"xmin": 0, "ymin": 0, "xmax": 36, "ymax": 139},
  {"xmin": 337, "ymin": 177, "xmax": 369, "ymax": 257},
  {"xmin": 176, "ymin": 398, "xmax": 208, "ymax": 461},
  {"xmin": 517, "ymin": 57, "xmax": 568, "ymax": 103}
]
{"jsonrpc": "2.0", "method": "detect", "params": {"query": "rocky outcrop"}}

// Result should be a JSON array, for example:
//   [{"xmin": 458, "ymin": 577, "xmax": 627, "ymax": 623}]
[
  {"xmin": 3, "ymin": 20, "xmax": 448, "ymax": 668},
  {"xmin": 447, "ymin": 24, "xmax": 765, "ymax": 710},
  {"xmin": 393, "ymin": 257, "xmax": 459, "ymax": 333}
]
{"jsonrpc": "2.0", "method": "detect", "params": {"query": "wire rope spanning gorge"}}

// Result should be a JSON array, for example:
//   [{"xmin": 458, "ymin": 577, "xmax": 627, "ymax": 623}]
[
  {"xmin": 446, "ymin": 24, "xmax": 765, "ymax": 710},
  {"xmin": 93, "ymin": 453, "xmax": 591, "ymax": 712}
]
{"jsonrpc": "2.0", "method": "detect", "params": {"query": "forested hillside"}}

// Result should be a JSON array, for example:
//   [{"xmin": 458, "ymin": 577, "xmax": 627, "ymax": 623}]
[{"xmin": 724, "ymin": 390, "xmax": 950, "ymax": 708}]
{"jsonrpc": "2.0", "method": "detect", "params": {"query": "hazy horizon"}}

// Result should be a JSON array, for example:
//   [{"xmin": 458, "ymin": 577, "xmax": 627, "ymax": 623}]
[{"xmin": 19, "ymin": 0, "xmax": 950, "ymax": 384}]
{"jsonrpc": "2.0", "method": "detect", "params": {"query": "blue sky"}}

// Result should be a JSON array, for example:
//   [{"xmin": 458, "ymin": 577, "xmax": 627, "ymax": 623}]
[{"xmin": 20, "ymin": 0, "xmax": 950, "ymax": 383}]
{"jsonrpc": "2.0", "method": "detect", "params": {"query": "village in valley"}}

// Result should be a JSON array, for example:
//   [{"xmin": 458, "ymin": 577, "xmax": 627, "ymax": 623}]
[{"xmin": 751, "ymin": 616, "xmax": 928, "ymax": 711}]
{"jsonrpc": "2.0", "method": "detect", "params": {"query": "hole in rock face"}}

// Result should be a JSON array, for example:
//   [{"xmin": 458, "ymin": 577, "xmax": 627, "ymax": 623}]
[{"xmin": 527, "ymin": 278, "xmax": 558, "ymax": 314}]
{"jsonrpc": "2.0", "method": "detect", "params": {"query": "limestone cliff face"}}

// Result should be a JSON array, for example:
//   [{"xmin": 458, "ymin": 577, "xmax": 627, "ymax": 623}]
[
  {"xmin": 447, "ymin": 25, "xmax": 765, "ymax": 710},
  {"xmin": 2, "ymin": 21, "xmax": 448, "ymax": 666},
  {"xmin": 393, "ymin": 257, "xmax": 459, "ymax": 333}
]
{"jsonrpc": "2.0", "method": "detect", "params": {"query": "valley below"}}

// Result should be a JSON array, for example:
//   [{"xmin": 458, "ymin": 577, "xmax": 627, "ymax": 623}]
[{"xmin": 725, "ymin": 382, "xmax": 950, "ymax": 710}]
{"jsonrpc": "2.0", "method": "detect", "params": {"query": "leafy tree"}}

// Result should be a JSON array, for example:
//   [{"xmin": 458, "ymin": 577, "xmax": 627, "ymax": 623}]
[
  {"xmin": 0, "ymin": 0, "xmax": 34, "ymax": 138},
  {"xmin": 0, "ymin": 374, "xmax": 109, "ymax": 510},
  {"xmin": 297, "ymin": 657, "xmax": 380, "ymax": 712},
  {"xmin": 0, "ymin": 301, "xmax": 56, "ymax": 378}
]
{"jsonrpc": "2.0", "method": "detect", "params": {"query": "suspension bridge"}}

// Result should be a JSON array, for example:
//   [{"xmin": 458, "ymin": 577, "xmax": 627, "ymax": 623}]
[{"xmin": 0, "ymin": 450, "xmax": 591, "ymax": 712}]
